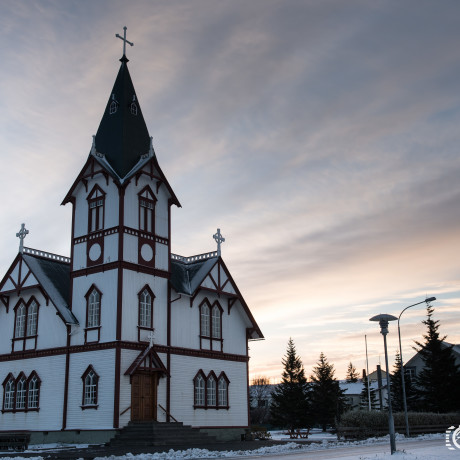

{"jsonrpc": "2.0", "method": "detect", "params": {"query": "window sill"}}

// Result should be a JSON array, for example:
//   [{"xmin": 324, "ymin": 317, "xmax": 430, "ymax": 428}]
[
  {"xmin": 193, "ymin": 405, "xmax": 229, "ymax": 410},
  {"xmin": 81, "ymin": 405, "xmax": 98, "ymax": 410}
]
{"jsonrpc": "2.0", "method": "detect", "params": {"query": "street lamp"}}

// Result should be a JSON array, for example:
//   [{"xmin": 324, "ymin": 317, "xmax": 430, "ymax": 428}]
[
  {"xmin": 398, "ymin": 297, "xmax": 436, "ymax": 438},
  {"xmin": 370, "ymin": 313, "xmax": 398, "ymax": 455}
]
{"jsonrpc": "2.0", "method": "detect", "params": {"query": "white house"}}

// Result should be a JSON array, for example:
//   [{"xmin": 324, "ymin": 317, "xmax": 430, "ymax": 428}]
[{"xmin": 0, "ymin": 41, "xmax": 263, "ymax": 444}]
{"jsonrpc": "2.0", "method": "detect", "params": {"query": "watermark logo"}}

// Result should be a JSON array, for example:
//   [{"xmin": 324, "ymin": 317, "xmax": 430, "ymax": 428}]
[{"xmin": 446, "ymin": 426, "xmax": 460, "ymax": 450}]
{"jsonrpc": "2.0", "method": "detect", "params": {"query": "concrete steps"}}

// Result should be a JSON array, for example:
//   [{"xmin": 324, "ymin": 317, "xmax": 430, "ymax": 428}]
[{"xmin": 106, "ymin": 421, "xmax": 218, "ymax": 447}]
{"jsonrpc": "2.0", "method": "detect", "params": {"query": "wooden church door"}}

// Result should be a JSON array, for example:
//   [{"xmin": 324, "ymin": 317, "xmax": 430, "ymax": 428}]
[{"xmin": 131, "ymin": 373, "xmax": 158, "ymax": 421}]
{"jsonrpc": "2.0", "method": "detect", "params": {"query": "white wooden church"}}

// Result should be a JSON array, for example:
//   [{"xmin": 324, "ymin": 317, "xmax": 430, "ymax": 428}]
[{"xmin": 0, "ymin": 30, "xmax": 263, "ymax": 443}]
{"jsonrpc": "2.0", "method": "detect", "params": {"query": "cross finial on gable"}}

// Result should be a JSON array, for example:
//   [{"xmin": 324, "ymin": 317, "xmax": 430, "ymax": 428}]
[
  {"xmin": 213, "ymin": 228, "xmax": 225, "ymax": 257},
  {"xmin": 16, "ymin": 223, "xmax": 29, "ymax": 254},
  {"xmin": 115, "ymin": 26, "xmax": 134, "ymax": 58},
  {"xmin": 147, "ymin": 330, "xmax": 155, "ymax": 348}
]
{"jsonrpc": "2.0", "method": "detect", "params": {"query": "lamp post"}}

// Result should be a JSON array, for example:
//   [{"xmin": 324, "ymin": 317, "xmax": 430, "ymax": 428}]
[
  {"xmin": 370, "ymin": 313, "xmax": 398, "ymax": 455},
  {"xmin": 397, "ymin": 297, "xmax": 436, "ymax": 438}
]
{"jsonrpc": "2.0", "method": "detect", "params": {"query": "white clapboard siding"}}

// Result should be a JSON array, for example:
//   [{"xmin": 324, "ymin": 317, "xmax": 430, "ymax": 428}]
[
  {"xmin": 171, "ymin": 291, "xmax": 249, "ymax": 356},
  {"xmin": 70, "ymin": 269, "xmax": 118, "ymax": 345},
  {"xmin": 121, "ymin": 272, "xmax": 168, "ymax": 345},
  {"xmin": 169, "ymin": 354, "xmax": 248, "ymax": 427},
  {"xmin": 66, "ymin": 349, "xmax": 116, "ymax": 430},
  {"xmin": 0, "ymin": 289, "xmax": 67, "ymax": 353},
  {"xmin": 0, "ymin": 354, "xmax": 66, "ymax": 431}
]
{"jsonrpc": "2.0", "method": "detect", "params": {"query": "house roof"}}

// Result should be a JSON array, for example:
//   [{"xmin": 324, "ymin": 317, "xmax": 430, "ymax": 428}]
[
  {"xmin": 95, "ymin": 55, "xmax": 150, "ymax": 179},
  {"xmin": 170, "ymin": 254, "xmax": 264, "ymax": 339},
  {"xmin": 170, "ymin": 256, "xmax": 218, "ymax": 296}
]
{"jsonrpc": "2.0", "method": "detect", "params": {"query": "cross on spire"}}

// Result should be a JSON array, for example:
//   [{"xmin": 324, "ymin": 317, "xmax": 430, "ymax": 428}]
[
  {"xmin": 115, "ymin": 26, "xmax": 133, "ymax": 57},
  {"xmin": 16, "ymin": 223, "xmax": 29, "ymax": 254},
  {"xmin": 213, "ymin": 228, "xmax": 225, "ymax": 256},
  {"xmin": 147, "ymin": 330, "xmax": 155, "ymax": 348}
]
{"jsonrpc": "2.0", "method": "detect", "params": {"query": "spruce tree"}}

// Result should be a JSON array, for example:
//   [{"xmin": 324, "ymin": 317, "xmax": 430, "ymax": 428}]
[
  {"xmin": 390, "ymin": 350, "xmax": 415, "ymax": 412},
  {"xmin": 270, "ymin": 338, "xmax": 310, "ymax": 430},
  {"xmin": 413, "ymin": 305, "xmax": 460, "ymax": 412},
  {"xmin": 310, "ymin": 352, "xmax": 346, "ymax": 431},
  {"xmin": 345, "ymin": 362, "xmax": 359, "ymax": 383}
]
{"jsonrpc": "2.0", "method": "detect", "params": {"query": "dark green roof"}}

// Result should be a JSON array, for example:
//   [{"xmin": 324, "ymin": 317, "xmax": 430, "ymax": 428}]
[{"xmin": 95, "ymin": 56, "xmax": 150, "ymax": 178}]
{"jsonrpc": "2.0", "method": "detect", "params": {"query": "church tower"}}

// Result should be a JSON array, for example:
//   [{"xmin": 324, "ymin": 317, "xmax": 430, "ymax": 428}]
[{"xmin": 62, "ymin": 37, "xmax": 180, "ymax": 427}]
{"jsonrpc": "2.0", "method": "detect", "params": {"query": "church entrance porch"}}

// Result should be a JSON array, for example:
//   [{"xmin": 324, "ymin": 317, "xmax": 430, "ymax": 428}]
[{"xmin": 131, "ymin": 373, "xmax": 158, "ymax": 421}]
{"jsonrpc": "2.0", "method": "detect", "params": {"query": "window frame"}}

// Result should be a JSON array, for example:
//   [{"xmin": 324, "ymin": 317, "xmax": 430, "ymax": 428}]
[
  {"xmin": 193, "ymin": 370, "xmax": 229, "ymax": 410},
  {"xmin": 12, "ymin": 297, "xmax": 40, "ymax": 351},
  {"xmin": 84, "ymin": 285, "xmax": 102, "ymax": 343},
  {"xmin": 137, "ymin": 285, "xmax": 155, "ymax": 340},
  {"xmin": 199, "ymin": 298, "xmax": 223, "ymax": 351},
  {"xmin": 217, "ymin": 372, "xmax": 230, "ymax": 409},
  {"xmin": 2, "ymin": 373, "xmax": 15, "ymax": 413},
  {"xmin": 26, "ymin": 371, "xmax": 41, "ymax": 411},
  {"xmin": 193, "ymin": 370, "xmax": 206, "ymax": 408},
  {"xmin": 1, "ymin": 371, "xmax": 41, "ymax": 413},
  {"xmin": 87, "ymin": 184, "xmax": 106, "ymax": 234},
  {"xmin": 81, "ymin": 365, "xmax": 99, "ymax": 410},
  {"xmin": 138, "ymin": 186, "xmax": 156, "ymax": 235}
]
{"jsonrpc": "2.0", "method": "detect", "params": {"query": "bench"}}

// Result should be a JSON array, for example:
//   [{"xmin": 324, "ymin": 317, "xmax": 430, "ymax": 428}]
[
  {"xmin": 0, "ymin": 433, "xmax": 31, "ymax": 452},
  {"xmin": 284, "ymin": 428, "xmax": 310, "ymax": 439}
]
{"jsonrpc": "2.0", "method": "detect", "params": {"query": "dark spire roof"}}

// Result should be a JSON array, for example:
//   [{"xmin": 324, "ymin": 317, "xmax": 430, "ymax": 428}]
[{"xmin": 95, "ymin": 55, "xmax": 150, "ymax": 178}]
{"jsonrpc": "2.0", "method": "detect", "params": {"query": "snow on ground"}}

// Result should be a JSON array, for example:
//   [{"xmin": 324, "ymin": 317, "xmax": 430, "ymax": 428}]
[{"xmin": 0, "ymin": 433, "xmax": 454, "ymax": 460}]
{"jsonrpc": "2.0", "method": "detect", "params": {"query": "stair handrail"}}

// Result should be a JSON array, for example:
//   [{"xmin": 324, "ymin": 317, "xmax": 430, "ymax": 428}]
[
  {"xmin": 120, "ymin": 405, "xmax": 131, "ymax": 416},
  {"xmin": 158, "ymin": 404, "xmax": 178, "ymax": 422}
]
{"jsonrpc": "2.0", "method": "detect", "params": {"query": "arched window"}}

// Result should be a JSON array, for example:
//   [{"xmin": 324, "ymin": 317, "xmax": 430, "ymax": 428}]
[
  {"xmin": 86, "ymin": 287, "xmax": 101, "ymax": 328},
  {"xmin": 138, "ymin": 286, "xmax": 153, "ymax": 329},
  {"xmin": 27, "ymin": 373, "xmax": 40, "ymax": 410},
  {"xmin": 194, "ymin": 372, "xmax": 205, "ymax": 407},
  {"xmin": 200, "ymin": 302, "xmax": 210, "ymax": 337},
  {"xmin": 110, "ymin": 101, "xmax": 117, "ymax": 114},
  {"xmin": 87, "ymin": 185, "xmax": 106, "ymax": 233},
  {"xmin": 207, "ymin": 374, "xmax": 216, "ymax": 407},
  {"xmin": 15, "ymin": 303, "xmax": 26, "ymax": 338},
  {"xmin": 131, "ymin": 102, "xmax": 138, "ymax": 115},
  {"xmin": 212, "ymin": 304, "xmax": 221, "ymax": 339},
  {"xmin": 218, "ymin": 373, "xmax": 229, "ymax": 408},
  {"xmin": 15, "ymin": 374, "xmax": 27, "ymax": 410},
  {"xmin": 3, "ymin": 375, "xmax": 15, "ymax": 411},
  {"xmin": 82, "ymin": 365, "xmax": 99, "ymax": 408},
  {"xmin": 138, "ymin": 186, "xmax": 156, "ymax": 234},
  {"xmin": 26, "ymin": 300, "xmax": 38, "ymax": 336}
]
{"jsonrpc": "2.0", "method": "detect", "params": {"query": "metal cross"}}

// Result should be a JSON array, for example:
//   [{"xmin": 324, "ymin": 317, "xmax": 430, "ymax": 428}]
[
  {"xmin": 16, "ymin": 223, "xmax": 29, "ymax": 254},
  {"xmin": 147, "ymin": 330, "xmax": 155, "ymax": 348},
  {"xmin": 115, "ymin": 26, "xmax": 134, "ymax": 57},
  {"xmin": 213, "ymin": 228, "xmax": 225, "ymax": 256}
]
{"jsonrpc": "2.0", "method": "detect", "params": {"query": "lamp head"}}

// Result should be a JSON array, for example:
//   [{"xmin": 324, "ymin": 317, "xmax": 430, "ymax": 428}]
[
  {"xmin": 425, "ymin": 297, "xmax": 436, "ymax": 303},
  {"xmin": 370, "ymin": 313, "xmax": 398, "ymax": 336}
]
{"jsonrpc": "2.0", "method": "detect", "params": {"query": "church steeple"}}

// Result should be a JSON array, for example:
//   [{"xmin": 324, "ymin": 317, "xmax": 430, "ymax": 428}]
[{"xmin": 94, "ymin": 55, "xmax": 151, "ymax": 178}]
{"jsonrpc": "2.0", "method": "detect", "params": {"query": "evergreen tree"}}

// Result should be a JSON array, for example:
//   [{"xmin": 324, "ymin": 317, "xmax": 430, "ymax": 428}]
[
  {"xmin": 390, "ymin": 350, "xmax": 415, "ymax": 412},
  {"xmin": 413, "ymin": 305, "xmax": 460, "ymax": 412},
  {"xmin": 345, "ymin": 362, "xmax": 359, "ymax": 383},
  {"xmin": 310, "ymin": 352, "xmax": 346, "ymax": 431},
  {"xmin": 359, "ymin": 371, "xmax": 378, "ymax": 410},
  {"xmin": 270, "ymin": 338, "xmax": 310, "ymax": 430}
]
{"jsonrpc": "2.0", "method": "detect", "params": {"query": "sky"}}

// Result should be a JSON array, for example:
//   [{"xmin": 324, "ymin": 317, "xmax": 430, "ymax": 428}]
[{"xmin": 1, "ymin": 0, "xmax": 460, "ymax": 383}]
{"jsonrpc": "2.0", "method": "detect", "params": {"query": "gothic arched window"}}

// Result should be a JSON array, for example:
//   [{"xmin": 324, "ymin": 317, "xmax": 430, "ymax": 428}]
[
  {"xmin": 26, "ymin": 300, "xmax": 38, "ymax": 336},
  {"xmin": 86, "ymin": 286, "xmax": 101, "ymax": 328},
  {"xmin": 15, "ymin": 374, "xmax": 27, "ymax": 410},
  {"xmin": 207, "ymin": 373, "xmax": 217, "ymax": 407},
  {"xmin": 200, "ymin": 300, "xmax": 210, "ymax": 338},
  {"xmin": 193, "ymin": 371, "xmax": 205, "ymax": 407},
  {"xmin": 27, "ymin": 372, "xmax": 41, "ymax": 410},
  {"xmin": 138, "ymin": 286, "xmax": 154, "ymax": 329},
  {"xmin": 14, "ymin": 303, "xmax": 26, "ymax": 338},
  {"xmin": 82, "ymin": 365, "xmax": 99, "ymax": 408},
  {"xmin": 138, "ymin": 186, "xmax": 156, "ymax": 234},
  {"xmin": 2, "ymin": 374, "xmax": 15, "ymax": 411},
  {"xmin": 87, "ymin": 185, "xmax": 106, "ymax": 233},
  {"xmin": 218, "ymin": 373, "xmax": 229, "ymax": 408}
]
